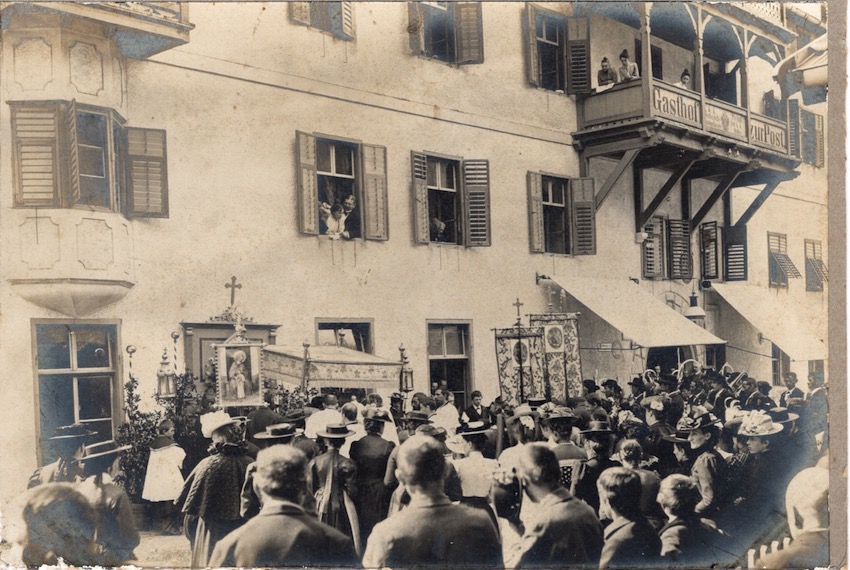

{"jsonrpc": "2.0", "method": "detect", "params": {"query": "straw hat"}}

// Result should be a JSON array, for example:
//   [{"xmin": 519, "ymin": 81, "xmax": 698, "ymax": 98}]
[
  {"xmin": 677, "ymin": 412, "xmax": 722, "ymax": 432},
  {"xmin": 317, "ymin": 423, "xmax": 356, "ymax": 439},
  {"xmin": 50, "ymin": 424, "xmax": 97, "ymax": 440},
  {"xmin": 738, "ymin": 410, "xmax": 784, "ymax": 437},
  {"xmin": 79, "ymin": 440, "xmax": 131, "ymax": 463},
  {"xmin": 457, "ymin": 421, "xmax": 490, "ymax": 436},
  {"xmin": 579, "ymin": 420, "xmax": 613, "ymax": 435},
  {"xmin": 768, "ymin": 407, "xmax": 799, "ymax": 425},
  {"xmin": 540, "ymin": 406, "xmax": 577, "ymax": 425},
  {"xmin": 254, "ymin": 423, "xmax": 302, "ymax": 440},
  {"xmin": 200, "ymin": 411, "xmax": 239, "ymax": 438},
  {"xmin": 505, "ymin": 403, "xmax": 540, "ymax": 424}
]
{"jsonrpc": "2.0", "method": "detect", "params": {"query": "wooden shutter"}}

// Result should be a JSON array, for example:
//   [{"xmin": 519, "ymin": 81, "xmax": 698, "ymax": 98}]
[
  {"xmin": 524, "ymin": 5, "xmax": 540, "ymax": 87},
  {"xmin": 723, "ymin": 224, "xmax": 748, "ymax": 281},
  {"xmin": 814, "ymin": 113, "xmax": 824, "ymax": 168},
  {"xmin": 455, "ymin": 2, "xmax": 484, "ymax": 64},
  {"xmin": 290, "ymin": 2, "xmax": 311, "ymax": 26},
  {"xmin": 642, "ymin": 217, "xmax": 665, "ymax": 278},
  {"xmin": 126, "ymin": 127, "xmax": 168, "ymax": 218},
  {"xmin": 570, "ymin": 177, "xmax": 596, "ymax": 255},
  {"xmin": 11, "ymin": 102, "xmax": 61, "ymax": 207},
  {"xmin": 62, "ymin": 100, "xmax": 80, "ymax": 207},
  {"xmin": 340, "ymin": 2, "xmax": 355, "ymax": 39},
  {"xmin": 788, "ymin": 98, "xmax": 801, "ymax": 158},
  {"xmin": 462, "ymin": 159, "xmax": 490, "ymax": 246},
  {"xmin": 297, "ymin": 131, "xmax": 319, "ymax": 235},
  {"xmin": 700, "ymin": 221, "xmax": 719, "ymax": 280},
  {"xmin": 411, "ymin": 151, "xmax": 430, "ymax": 244},
  {"xmin": 527, "ymin": 172, "xmax": 545, "ymax": 253},
  {"xmin": 762, "ymin": 91, "xmax": 778, "ymax": 119},
  {"xmin": 361, "ymin": 143, "xmax": 388, "ymax": 240},
  {"xmin": 565, "ymin": 17, "xmax": 591, "ymax": 94},
  {"xmin": 408, "ymin": 2, "xmax": 423, "ymax": 55},
  {"xmin": 667, "ymin": 219, "xmax": 692, "ymax": 279}
]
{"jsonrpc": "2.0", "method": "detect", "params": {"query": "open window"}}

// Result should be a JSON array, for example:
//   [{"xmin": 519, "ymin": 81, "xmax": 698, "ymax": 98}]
[
  {"xmin": 289, "ymin": 2, "xmax": 355, "ymax": 41},
  {"xmin": 642, "ymin": 217, "xmax": 691, "ymax": 279},
  {"xmin": 523, "ymin": 5, "xmax": 591, "ymax": 94},
  {"xmin": 297, "ymin": 131, "xmax": 388, "ymax": 240},
  {"xmin": 528, "ymin": 173, "xmax": 595, "ymax": 255},
  {"xmin": 768, "ymin": 232, "xmax": 801, "ymax": 288},
  {"xmin": 11, "ymin": 101, "xmax": 168, "ymax": 218},
  {"xmin": 408, "ymin": 2, "xmax": 483, "ymax": 65},
  {"xmin": 316, "ymin": 320, "xmax": 373, "ymax": 353},
  {"xmin": 411, "ymin": 152, "xmax": 491, "ymax": 246},
  {"xmin": 804, "ymin": 239, "xmax": 828, "ymax": 292}
]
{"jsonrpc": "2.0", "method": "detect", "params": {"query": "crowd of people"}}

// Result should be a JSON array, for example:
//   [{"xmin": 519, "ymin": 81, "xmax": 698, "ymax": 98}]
[{"xmin": 14, "ymin": 367, "xmax": 830, "ymax": 568}]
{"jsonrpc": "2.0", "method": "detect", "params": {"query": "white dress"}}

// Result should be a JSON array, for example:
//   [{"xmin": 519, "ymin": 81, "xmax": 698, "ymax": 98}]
[{"xmin": 142, "ymin": 444, "xmax": 186, "ymax": 502}]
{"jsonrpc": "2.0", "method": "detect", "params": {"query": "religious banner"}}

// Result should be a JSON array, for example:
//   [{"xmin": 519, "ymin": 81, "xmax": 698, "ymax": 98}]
[
  {"xmin": 494, "ymin": 327, "xmax": 546, "ymax": 407},
  {"xmin": 529, "ymin": 313, "xmax": 583, "ymax": 404}
]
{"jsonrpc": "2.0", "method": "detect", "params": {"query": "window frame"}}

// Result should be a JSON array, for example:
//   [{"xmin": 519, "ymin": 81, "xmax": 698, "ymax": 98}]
[
  {"xmin": 409, "ymin": 1, "xmax": 484, "ymax": 65},
  {"xmin": 32, "ymin": 319, "xmax": 123, "ymax": 466},
  {"xmin": 641, "ymin": 216, "xmax": 691, "ymax": 280},
  {"xmin": 528, "ymin": 171, "xmax": 595, "ymax": 256},
  {"xmin": 768, "ymin": 231, "xmax": 801, "ymax": 288},
  {"xmin": 804, "ymin": 238, "xmax": 828, "ymax": 292},
  {"xmin": 289, "ymin": 1, "xmax": 356, "ymax": 41},
  {"xmin": 426, "ymin": 320, "xmax": 473, "ymax": 410},
  {"xmin": 315, "ymin": 318, "xmax": 375, "ymax": 354}
]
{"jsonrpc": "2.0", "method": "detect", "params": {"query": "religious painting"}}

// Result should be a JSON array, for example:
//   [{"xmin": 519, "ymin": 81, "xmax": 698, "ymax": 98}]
[{"xmin": 214, "ymin": 343, "xmax": 263, "ymax": 407}]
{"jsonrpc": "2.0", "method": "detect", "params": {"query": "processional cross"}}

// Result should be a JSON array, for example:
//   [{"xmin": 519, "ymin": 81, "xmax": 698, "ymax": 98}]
[
  {"xmin": 225, "ymin": 276, "xmax": 242, "ymax": 306},
  {"xmin": 513, "ymin": 298, "xmax": 524, "ymax": 324}
]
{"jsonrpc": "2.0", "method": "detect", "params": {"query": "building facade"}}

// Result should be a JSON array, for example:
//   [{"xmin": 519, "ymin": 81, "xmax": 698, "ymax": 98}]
[{"xmin": 0, "ymin": 1, "xmax": 829, "ymax": 515}]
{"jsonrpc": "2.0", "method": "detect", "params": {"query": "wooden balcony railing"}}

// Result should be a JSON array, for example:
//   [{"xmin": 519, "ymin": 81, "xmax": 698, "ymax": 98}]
[{"xmin": 578, "ymin": 78, "xmax": 790, "ymax": 157}]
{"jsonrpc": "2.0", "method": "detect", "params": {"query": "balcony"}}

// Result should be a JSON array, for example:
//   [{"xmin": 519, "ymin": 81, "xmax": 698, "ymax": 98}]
[
  {"xmin": 576, "ymin": 78, "xmax": 792, "ymax": 162},
  {"xmin": 1, "ymin": 2, "xmax": 193, "ymax": 58}
]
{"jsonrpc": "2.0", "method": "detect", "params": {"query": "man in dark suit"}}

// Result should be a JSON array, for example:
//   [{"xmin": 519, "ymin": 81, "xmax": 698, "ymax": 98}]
[
  {"xmin": 779, "ymin": 372, "xmax": 805, "ymax": 408},
  {"xmin": 363, "ymin": 435, "xmax": 502, "ymax": 568},
  {"xmin": 461, "ymin": 390, "xmax": 490, "ymax": 425},
  {"xmin": 210, "ymin": 446, "xmax": 357, "ymax": 567},
  {"xmin": 597, "ymin": 467, "xmax": 661, "ymax": 569},
  {"xmin": 514, "ymin": 443, "xmax": 603, "ymax": 567}
]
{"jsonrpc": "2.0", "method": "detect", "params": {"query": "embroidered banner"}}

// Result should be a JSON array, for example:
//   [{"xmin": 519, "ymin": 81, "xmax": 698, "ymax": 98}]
[
  {"xmin": 529, "ymin": 313, "xmax": 583, "ymax": 403},
  {"xmin": 494, "ymin": 327, "xmax": 546, "ymax": 407}
]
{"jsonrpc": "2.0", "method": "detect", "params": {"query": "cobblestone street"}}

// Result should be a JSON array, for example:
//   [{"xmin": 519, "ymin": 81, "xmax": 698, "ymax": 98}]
[{"xmin": 133, "ymin": 531, "xmax": 191, "ymax": 568}]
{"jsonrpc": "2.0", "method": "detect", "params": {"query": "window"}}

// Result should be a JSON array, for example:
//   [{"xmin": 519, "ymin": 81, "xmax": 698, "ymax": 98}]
[
  {"xmin": 408, "ymin": 2, "xmax": 483, "ymax": 65},
  {"xmin": 768, "ymin": 232, "xmax": 801, "ymax": 288},
  {"xmin": 805, "ymin": 239, "xmax": 828, "ymax": 291},
  {"xmin": 411, "ymin": 152, "xmax": 491, "ymax": 246},
  {"xmin": 524, "ymin": 5, "xmax": 590, "ymax": 94},
  {"xmin": 699, "ymin": 222, "xmax": 720, "ymax": 280},
  {"xmin": 11, "ymin": 101, "xmax": 168, "ymax": 217},
  {"xmin": 700, "ymin": 221, "xmax": 749, "ymax": 282},
  {"xmin": 771, "ymin": 343, "xmax": 791, "ymax": 386},
  {"xmin": 34, "ymin": 322, "xmax": 120, "ymax": 465},
  {"xmin": 635, "ymin": 39, "xmax": 663, "ymax": 81},
  {"xmin": 808, "ymin": 359, "xmax": 825, "ymax": 378},
  {"xmin": 428, "ymin": 323, "xmax": 471, "ymax": 410},
  {"xmin": 316, "ymin": 320, "xmax": 373, "ymax": 353},
  {"xmin": 528, "ymin": 173, "xmax": 596, "ymax": 255},
  {"xmin": 642, "ymin": 217, "xmax": 691, "ymax": 279},
  {"xmin": 788, "ymin": 99, "xmax": 825, "ymax": 167},
  {"xmin": 296, "ymin": 132, "xmax": 388, "ymax": 240},
  {"xmin": 289, "ymin": 2, "xmax": 355, "ymax": 40}
]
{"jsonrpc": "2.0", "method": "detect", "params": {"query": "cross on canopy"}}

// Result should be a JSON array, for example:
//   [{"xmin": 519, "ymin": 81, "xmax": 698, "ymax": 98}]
[{"xmin": 225, "ymin": 276, "xmax": 242, "ymax": 306}]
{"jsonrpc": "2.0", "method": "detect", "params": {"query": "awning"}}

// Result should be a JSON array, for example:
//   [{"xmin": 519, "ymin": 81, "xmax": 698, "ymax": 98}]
[
  {"xmin": 711, "ymin": 283, "xmax": 827, "ymax": 362},
  {"xmin": 551, "ymin": 276, "xmax": 726, "ymax": 348},
  {"xmin": 262, "ymin": 344, "xmax": 401, "ymax": 389}
]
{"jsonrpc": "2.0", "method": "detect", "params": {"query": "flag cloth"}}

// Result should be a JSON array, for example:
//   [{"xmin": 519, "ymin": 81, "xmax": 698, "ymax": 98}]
[
  {"xmin": 494, "ymin": 327, "xmax": 546, "ymax": 407},
  {"xmin": 529, "ymin": 313, "xmax": 583, "ymax": 403}
]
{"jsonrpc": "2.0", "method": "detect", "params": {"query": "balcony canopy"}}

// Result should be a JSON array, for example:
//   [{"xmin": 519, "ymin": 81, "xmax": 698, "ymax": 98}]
[{"xmin": 262, "ymin": 344, "xmax": 401, "ymax": 390}]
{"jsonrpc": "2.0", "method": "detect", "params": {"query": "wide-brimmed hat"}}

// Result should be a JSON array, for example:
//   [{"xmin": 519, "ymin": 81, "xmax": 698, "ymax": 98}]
[
  {"xmin": 541, "ymin": 406, "xmax": 576, "ymax": 424},
  {"xmin": 50, "ymin": 424, "xmax": 97, "ymax": 441},
  {"xmin": 254, "ymin": 423, "xmax": 302, "ymax": 440},
  {"xmin": 364, "ymin": 409, "xmax": 392, "ymax": 423},
  {"xmin": 723, "ymin": 416, "xmax": 745, "ymax": 435},
  {"xmin": 583, "ymin": 379, "xmax": 601, "ymax": 392},
  {"xmin": 602, "ymin": 379, "xmax": 620, "ymax": 390},
  {"xmin": 506, "ymin": 403, "xmax": 540, "ymax": 424},
  {"xmin": 79, "ymin": 441, "xmax": 131, "ymax": 462},
  {"xmin": 738, "ymin": 410, "xmax": 784, "ymax": 437},
  {"xmin": 526, "ymin": 397, "xmax": 547, "ymax": 410},
  {"xmin": 282, "ymin": 408, "xmax": 308, "ymax": 423},
  {"xmin": 661, "ymin": 430, "xmax": 690, "ymax": 444},
  {"xmin": 704, "ymin": 369, "xmax": 730, "ymax": 387},
  {"xmin": 628, "ymin": 377, "xmax": 645, "ymax": 388},
  {"xmin": 457, "ymin": 421, "xmax": 490, "ymax": 436},
  {"xmin": 317, "ymin": 423, "xmax": 355, "ymax": 439},
  {"xmin": 580, "ymin": 420, "xmax": 612, "ymax": 435},
  {"xmin": 768, "ymin": 407, "xmax": 799, "ymax": 425},
  {"xmin": 402, "ymin": 411, "xmax": 432, "ymax": 424},
  {"xmin": 200, "ymin": 411, "xmax": 240, "ymax": 438},
  {"xmin": 656, "ymin": 374, "xmax": 679, "ymax": 388},
  {"xmin": 677, "ymin": 412, "xmax": 722, "ymax": 432},
  {"xmin": 640, "ymin": 395, "xmax": 671, "ymax": 412}
]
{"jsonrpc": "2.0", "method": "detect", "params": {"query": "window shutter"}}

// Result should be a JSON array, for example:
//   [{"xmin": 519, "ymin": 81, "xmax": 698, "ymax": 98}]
[
  {"xmin": 723, "ymin": 224, "xmax": 748, "ymax": 281},
  {"xmin": 814, "ymin": 113, "xmax": 824, "ymax": 168},
  {"xmin": 462, "ymin": 159, "xmax": 490, "ymax": 246},
  {"xmin": 527, "ymin": 172, "xmax": 545, "ymax": 253},
  {"xmin": 290, "ymin": 2, "xmax": 311, "ymax": 26},
  {"xmin": 762, "ymin": 91, "xmax": 777, "ymax": 119},
  {"xmin": 524, "ymin": 5, "xmax": 540, "ymax": 87},
  {"xmin": 699, "ymin": 221, "xmax": 719, "ymax": 280},
  {"xmin": 788, "ymin": 99, "xmax": 801, "ymax": 158},
  {"xmin": 408, "ymin": 2, "xmax": 423, "ymax": 55},
  {"xmin": 341, "ymin": 2, "xmax": 356, "ymax": 39},
  {"xmin": 807, "ymin": 241, "xmax": 828, "ymax": 283},
  {"xmin": 361, "ymin": 143, "xmax": 388, "ymax": 241},
  {"xmin": 411, "ymin": 151, "xmax": 430, "ymax": 244},
  {"xmin": 126, "ymin": 127, "xmax": 168, "ymax": 218},
  {"xmin": 62, "ymin": 100, "xmax": 80, "ymax": 207},
  {"xmin": 667, "ymin": 219, "xmax": 692, "ymax": 280},
  {"xmin": 297, "ymin": 131, "xmax": 319, "ymax": 235},
  {"xmin": 565, "ymin": 17, "xmax": 591, "ymax": 94},
  {"xmin": 570, "ymin": 177, "xmax": 596, "ymax": 255},
  {"xmin": 11, "ymin": 102, "xmax": 61, "ymax": 207},
  {"xmin": 454, "ymin": 2, "xmax": 484, "ymax": 64},
  {"xmin": 642, "ymin": 217, "xmax": 665, "ymax": 279}
]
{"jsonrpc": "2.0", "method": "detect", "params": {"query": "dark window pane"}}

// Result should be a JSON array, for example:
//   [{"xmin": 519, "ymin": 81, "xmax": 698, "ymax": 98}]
[
  {"xmin": 424, "ymin": 4, "xmax": 453, "ymax": 62},
  {"xmin": 426, "ymin": 160, "xmax": 437, "ymax": 186},
  {"xmin": 77, "ymin": 112, "xmax": 106, "ymax": 146},
  {"xmin": 79, "ymin": 145, "xmax": 106, "ymax": 177},
  {"xmin": 37, "ymin": 325, "xmax": 71, "ymax": 370},
  {"xmin": 335, "ymin": 144, "xmax": 354, "ymax": 177},
  {"xmin": 428, "ymin": 188, "xmax": 458, "ymax": 243},
  {"xmin": 544, "ymin": 204, "xmax": 567, "ymax": 254},
  {"xmin": 82, "ymin": 419, "xmax": 113, "ymax": 444},
  {"xmin": 428, "ymin": 327, "xmax": 444, "ymax": 356},
  {"xmin": 316, "ymin": 140, "xmax": 332, "ymax": 173},
  {"xmin": 76, "ymin": 325, "xmax": 113, "ymax": 369},
  {"xmin": 78, "ymin": 375, "xmax": 112, "ymax": 420},
  {"xmin": 444, "ymin": 326, "xmax": 465, "ymax": 355},
  {"xmin": 444, "ymin": 162, "xmax": 457, "ymax": 190}
]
